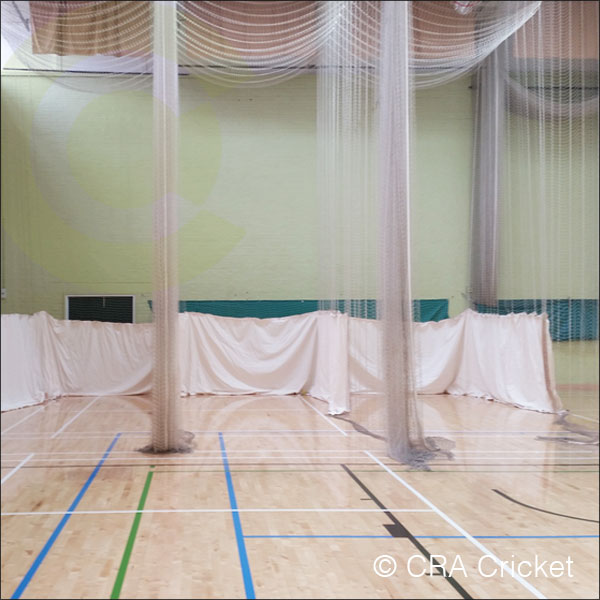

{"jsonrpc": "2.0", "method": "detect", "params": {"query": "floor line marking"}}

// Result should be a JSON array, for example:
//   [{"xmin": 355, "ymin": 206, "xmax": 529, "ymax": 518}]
[
  {"xmin": 365, "ymin": 451, "xmax": 547, "ymax": 600},
  {"xmin": 1, "ymin": 449, "xmax": 378, "ymax": 456},
  {"xmin": 417, "ymin": 535, "xmax": 600, "ymax": 539},
  {"xmin": 1, "ymin": 454, "xmax": 34, "ymax": 485},
  {"xmin": 1, "ymin": 429, "xmax": 357, "ymax": 438},
  {"xmin": 1, "ymin": 508, "xmax": 434, "ymax": 517},
  {"xmin": 342, "ymin": 463, "xmax": 471, "ymax": 599},
  {"xmin": 431, "ymin": 457, "xmax": 599, "ymax": 461},
  {"xmin": 493, "ymin": 489, "xmax": 599, "ymax": 524},
  {"xmin": 453, "ymin": 450, "xmax": 598, "ymax": 454},
  {"xmin": 246, "ymin": 535, "xmax": 394, "ymax": 539},
  {"xmin": 50, "ymin": 397, "xmax": 102, "ymax": 438},
  {"xmin": 245, "ymin": 534, "xmax": 600, "ymax": 540},
  {"xmin": 111, "ymin": 466, "xmax": 155, "ymax": 599},
  {"xmin": 219, "ymin": 433, "xmax": 255, "ymax": 599},
  {"xmin": 4, "ymin": 454, "xmax": 597, "ymax": 464},
  {"xmin": 1, "ymin": 407, "xmax": 44, "ymax": 434},
  {"xmin": 4, "ymin": 464, "xmax": 597, "ymax": 474},
  {"xmin": 423, "ymin": 430, "xmax": 585, "ymax": 435},
  {"xmin": 1, "ymin": 455, "xmax": 392, "ymax": 463},
  {"xmin": 300, "ymin": 397, "xmax": 348, "ymax": 436},
  {"xmin": 1, "ymin": 451, "xmax": 159, "ymax": 456},
  {"xmin": 10, "ymin": 433, "xmax": 121, "ymax": 600},
  {"xmin": 569, "ymin": 414, "xmax": 600, "ymax": 424},
  {"xmin": 187, "ymin": 409, "xmax": 316, "ymax": 412},
  {"xmin": 1, "ymin": 435, "xmax": 148, "ymax": 440}
]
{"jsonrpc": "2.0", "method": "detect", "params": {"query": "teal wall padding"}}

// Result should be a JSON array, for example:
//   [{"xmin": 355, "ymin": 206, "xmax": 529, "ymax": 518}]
[
  {"xmin": 180, "ymin": 299, "xmax": 319, "ymax": 319},
  {"xmin": 475, "ymin": 299, "xmax": 599, "ymax": 341},
  {"xmin": 416, "ymin": 299, "xmax": 450, "ymax": 322},
  {"xmin": 147, "ymin": 299, "xmax": 449, "ymax": 322}
]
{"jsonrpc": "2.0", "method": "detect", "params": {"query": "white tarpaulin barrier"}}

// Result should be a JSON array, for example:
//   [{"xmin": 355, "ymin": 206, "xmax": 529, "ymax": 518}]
[
  {"xmin": 349, "ymin": 309, "xmax": 562, "ymax": 412},
  {"xmin": 179, "ymin": 311, "xmax": 349, "ymax": 413},
  {"xmin": 1, "ymin": 309, "xmax": 561, "ymax": 413},
  {"xmin": 1, "ymin": 311, "xmax": 153, "ymax": 411}
]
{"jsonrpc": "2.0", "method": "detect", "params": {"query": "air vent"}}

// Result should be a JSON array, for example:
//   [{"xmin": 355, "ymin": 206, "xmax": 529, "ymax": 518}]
[{"xmin": 65, "ymin": 295, "xmax": 135, "ymax": 323}]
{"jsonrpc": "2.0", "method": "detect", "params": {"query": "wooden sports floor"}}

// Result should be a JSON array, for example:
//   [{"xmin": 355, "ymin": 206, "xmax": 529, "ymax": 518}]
[{"xmin": 1, "ymin": 391, "xmax": 598, "ymax": 599}]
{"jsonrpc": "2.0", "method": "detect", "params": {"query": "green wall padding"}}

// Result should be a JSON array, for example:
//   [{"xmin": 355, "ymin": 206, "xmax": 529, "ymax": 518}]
[
  {"xmin": 476, "ymin": 299, "xmax": 599, "ymax": 341},
  {"xmin": 148, "ymin": 299, "xmax": 449, "ymax": 322}
]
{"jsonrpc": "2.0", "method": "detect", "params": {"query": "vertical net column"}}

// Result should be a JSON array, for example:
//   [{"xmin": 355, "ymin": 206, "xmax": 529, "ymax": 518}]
[
  {"xmin": 151, "ymin": 0, "xmax": 183, "ymax": 452},
  {"xmin": 470, "ymin": 48, "xmax": 507, "ymax": 308},
  {"xmin": 378, "ymin": 1, "xmax": 428, "ymax": 464}
]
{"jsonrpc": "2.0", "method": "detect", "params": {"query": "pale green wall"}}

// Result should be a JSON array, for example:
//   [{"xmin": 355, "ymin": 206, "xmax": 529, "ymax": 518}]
[
  {"xmin": 1, "ymin": 73, "xmax": 475, "ymax": 322},
  {"xmin": 500, "ymin": 113, "xmax": 599, "ymax": 299},
  {"xmin": 413, "ymin": 79, "xmax": 474, "ymax": 316}
]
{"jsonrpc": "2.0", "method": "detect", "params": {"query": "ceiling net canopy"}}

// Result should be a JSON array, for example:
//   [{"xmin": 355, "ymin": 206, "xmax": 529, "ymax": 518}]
[{"xmin": 2, "ymin": 1, "xmax": 541, "ymax": 90}]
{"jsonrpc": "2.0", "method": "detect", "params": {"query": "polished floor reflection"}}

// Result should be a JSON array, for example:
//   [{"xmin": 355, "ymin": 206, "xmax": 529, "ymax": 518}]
[{"xmin": 1, "ymin": 392, "xmax": 598, "ymax": 599}]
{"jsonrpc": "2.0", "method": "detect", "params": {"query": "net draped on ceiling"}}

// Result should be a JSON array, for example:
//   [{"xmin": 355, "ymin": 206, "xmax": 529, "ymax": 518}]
[{"xmin": 1, "ymin": 1, "xmax": 597, "ymax": 461}]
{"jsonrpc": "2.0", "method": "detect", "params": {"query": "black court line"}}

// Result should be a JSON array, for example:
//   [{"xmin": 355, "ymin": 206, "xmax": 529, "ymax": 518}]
[
  {"xmin": 493, "ymin": 489, "xmax": 600, "ymax": 524},
  {"xmin": 341, "ymin": 464, "xmax": 472, "ymax": 600}
]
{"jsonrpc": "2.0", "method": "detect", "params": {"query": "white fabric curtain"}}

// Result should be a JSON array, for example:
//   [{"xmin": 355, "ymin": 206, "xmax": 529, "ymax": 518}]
[{"xmin": 1, "ymin": 310, "xmax": 561, "ymax": 414}]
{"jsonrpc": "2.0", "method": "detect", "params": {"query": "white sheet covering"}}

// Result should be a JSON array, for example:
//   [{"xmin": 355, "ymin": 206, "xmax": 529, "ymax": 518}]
[
  {"xmin": 0, "ymin": 311, "xmax": 153, "ymax": 409},
  {"xmin": 0, "ymin": 314, "xmax": 47, "ymax": 410},
  {"xmin": 446, "ymin": 310, "xmax": 561, "ymax": 412},
  {"xmin": 1, "ymin": 309, "xmax": 562, "ymax": 414},
  {"xmin": 349, "ymin": 309, "xmax": 561, "ymax": 413},
  {"xmin": 179, "ymin": 311, "xmax": 349, "ymax": 412}
]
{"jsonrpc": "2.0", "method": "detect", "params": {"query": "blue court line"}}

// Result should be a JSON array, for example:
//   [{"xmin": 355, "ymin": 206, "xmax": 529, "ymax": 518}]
[
  {"xmin": 219, "ymin": 433, "xmax": 255, "ymax": 600},
  {"xmin": 245, "ymin": 534, "xmax": 599, "ymax": 540},
  {"xmin": 11, "ymin": 433, "xmax": 121, "ymax": 600},
  {"xmin": 246, "ymin": 535, "xmax": 393, "ymax": 539}
]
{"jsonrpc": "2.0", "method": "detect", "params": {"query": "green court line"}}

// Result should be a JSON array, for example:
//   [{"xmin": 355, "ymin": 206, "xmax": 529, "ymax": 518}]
[{"xmin": 110, "ymin": 466, "xmax": 155, "ymax": 599}]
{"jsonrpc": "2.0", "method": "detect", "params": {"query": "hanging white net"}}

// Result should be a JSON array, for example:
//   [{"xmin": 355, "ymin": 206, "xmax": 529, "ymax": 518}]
[{"xmin": 470, "ymin": 0, "xmax": 599, "ymax": 410}]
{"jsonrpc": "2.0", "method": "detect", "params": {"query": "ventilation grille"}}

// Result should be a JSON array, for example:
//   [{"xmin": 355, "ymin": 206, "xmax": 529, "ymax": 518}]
[{"xmin": 65, "ymin": 295, "xmax": 135, "ymax": 323}]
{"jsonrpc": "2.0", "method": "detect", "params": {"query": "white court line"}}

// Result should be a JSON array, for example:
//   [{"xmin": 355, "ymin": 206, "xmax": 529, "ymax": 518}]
[
  {"xmin": 1, "ymin": 454, "xmax": 34, "ymax": 485},
  {"xmin": 0, "ymin": 455, "xmax": 390, "ymax": 464},
  {"xmin": 4, "ymin": 453, "xmax": 596, "ymax": 464},
  {"xmin": 1, "ymin": 429, "xmax": 358, "ymax": 439},
  {"xmin": 428, "ymin": 433, "xmax": 587, "ymax": 438},
  {"xmin": 569, "ymin": 413, "xmax": 600, "ymax": 424},
  {"xmin": 431, "ymin": 452, "xmax": 597, "ymax": 465},
  {"xmin": 0, "ymin": 507, "xmax": 434, "ymax": 517},
  {"xmin": 6, "ymin": 449, "xmax": 594, "ymax": 456},
  {"xmin": 3, "ymin": 455, "xmax": 595, "ymax": 465},
  {"xmin": 300, "ymin": 397, "xmax": 348, "ymax": 436},
  {"xmin": 4, "ymin": 431, "xmax": 149, "ymax": 436},
  {"xmin": 1, "ymin": 450, "xmax": 378, "ymax": 457},
  {"xmin": 1, "ymin": 451, "xmax": 141, "ymax": 456},
  {"xmin": 0, "ymin": 449, "xmax": 381, "ymax": 457},
  {"xmin": 63, "ymin": 410, "xmax": 151, "ymax": 414},
  {"xmin": 424, "ymin": 430, "xmax": 572, "ymax": 435},
  {"xmin": 188, "ymin": 409, "xmax": 314, "ymax": 412},
  {"xmin": 50, "ymin": 396, "xmax": 102, "ymax": 438},
  {"xmin": 453, "ymin": 450, "xmax": 598, "ymax": 454},
  {"xmin": 1, "ymin": 407, "xmax": 44, "ymax": 434},
  {"xmin": 365, "ymin": 451, "xmax": 547, "ymax": 600},
  {"xmin": 1, "ymin": 435, "xmax": 148, "ymax": 440},
  {"xmin": 2, "ymin": 429, "xmax": 346, "ymax": 437}
]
